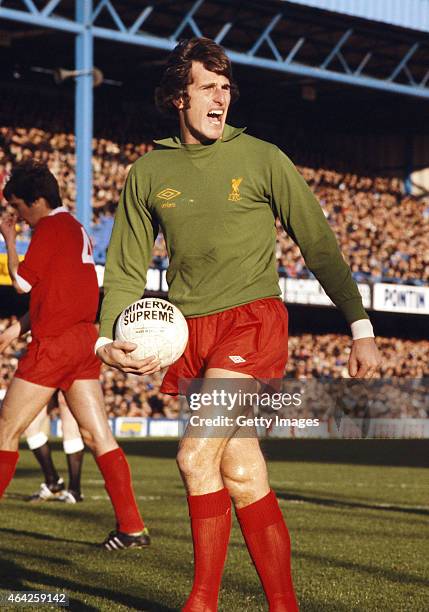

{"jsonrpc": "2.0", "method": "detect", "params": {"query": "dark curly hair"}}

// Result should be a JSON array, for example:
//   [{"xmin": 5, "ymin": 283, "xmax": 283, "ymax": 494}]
[
  {"xmin": 155, "ymin": 37, "xmax": 239, "ymax": 114},
  {"xmin": 3, "ymin": 159, "xmax": 61, "ymax": 209}
]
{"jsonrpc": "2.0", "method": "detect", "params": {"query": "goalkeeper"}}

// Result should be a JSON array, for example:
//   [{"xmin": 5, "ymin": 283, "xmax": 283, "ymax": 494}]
[{"xmin": 97, "ymin": 37, "xmax": 381, "ymax": 611}]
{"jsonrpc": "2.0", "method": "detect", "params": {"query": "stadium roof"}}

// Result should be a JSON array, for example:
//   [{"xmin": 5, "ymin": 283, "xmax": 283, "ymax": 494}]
[
  {"xmin": 2, "ymin": 1, "xmax": 429, "ymax": 226},
  {"xmin": 286, "ymin": 0, "xmax": 429, "ymax": 34},
  {"xmin": 1, "ymin": 1, "xmax": 429, "ymax": 100}
]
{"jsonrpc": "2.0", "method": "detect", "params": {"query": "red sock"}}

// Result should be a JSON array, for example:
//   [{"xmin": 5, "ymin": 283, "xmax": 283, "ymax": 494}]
[
  {"xmin": 0, "ymin": 450, "xmax": 19, "ymax": 498},
  {"xmin": 183, "ymin": 488, "xmax": 231, "ymax": 612},
  {"xmin": 96, "ymin": 448, "xmax": 144, "ymax": 533},
  {"xmin": 236, "ymin": 490, "xmax": 298, "ymax": 612}
]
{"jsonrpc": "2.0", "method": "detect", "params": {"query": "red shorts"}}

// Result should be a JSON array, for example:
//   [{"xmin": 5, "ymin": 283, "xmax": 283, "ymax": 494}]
[
  {"xmin": 15, "ymin": 322, "xmax": 101, "ymax": 391},
  {"xmin": 161, "ymin": 298, "xmax": 288, "ymax": 395}
]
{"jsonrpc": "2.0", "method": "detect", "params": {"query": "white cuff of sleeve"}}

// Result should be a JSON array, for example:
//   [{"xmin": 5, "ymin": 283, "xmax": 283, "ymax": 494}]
[
  {"xmin": 14, "ymin": 273, "xmax": 32, "ymax": 293},
  {"xmin": 351, "ymin": 319, "xmax": 374, "ymax": 340},
  {"xmin": 94, "ymin": 336, "xmax": 113, "ymax": 354}
]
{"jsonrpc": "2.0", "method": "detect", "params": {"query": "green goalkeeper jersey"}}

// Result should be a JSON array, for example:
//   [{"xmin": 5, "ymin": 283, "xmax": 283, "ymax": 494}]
[{"xmin": 100, "ymin": 125, "xmax": 367, "ymax": 339}]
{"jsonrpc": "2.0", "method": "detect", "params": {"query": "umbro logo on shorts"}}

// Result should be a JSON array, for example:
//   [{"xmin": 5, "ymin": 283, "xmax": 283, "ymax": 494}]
[{"xmin": 229, "ymin": 355, "xmax": 246, "ymax": 363}]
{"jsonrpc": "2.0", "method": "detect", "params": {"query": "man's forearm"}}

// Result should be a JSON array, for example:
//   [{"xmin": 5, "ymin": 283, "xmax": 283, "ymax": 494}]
[
  {"xmin": 271, "ymin": 149, "xmax": 368, "ymax": 323},
  {"xmin": 19, "ymin": 311, "xmax": 31, "ymax": 335},
  {"xmin": 4, "ymin": 237, "xmax": 29, "ymax": 294},
  {"xmin": 4, "ymin": 237, "xmax": 20, "ymax": 281}
]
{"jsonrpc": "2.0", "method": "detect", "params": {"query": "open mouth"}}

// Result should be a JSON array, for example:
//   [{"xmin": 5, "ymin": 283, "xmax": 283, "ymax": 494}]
[{"xmin": 207, "ymin": 109, "xmax": 224, "ymax": 124}]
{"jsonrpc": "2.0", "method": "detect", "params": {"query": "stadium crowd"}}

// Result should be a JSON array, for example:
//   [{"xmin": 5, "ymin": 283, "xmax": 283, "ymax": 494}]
[
  {"xmin": 0, "ymin": 318, "xmax": 427, "ymax": 420},
  {"xmin": 1, "ymin": 124, "xmax": 428, "ymax": 284},
  {"xmin": 1, "ymin": 120, "xmax": 428, "ymax": 422}
]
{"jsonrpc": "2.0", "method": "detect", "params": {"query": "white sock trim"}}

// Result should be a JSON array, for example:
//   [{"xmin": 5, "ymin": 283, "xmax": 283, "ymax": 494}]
[
  {"xmin": 63, "ymin": 437, "xmax": 84, "ymax": 454},
  {"xmin": 27, "ymin": 432, "xmax": 48, "ymax": 450}
]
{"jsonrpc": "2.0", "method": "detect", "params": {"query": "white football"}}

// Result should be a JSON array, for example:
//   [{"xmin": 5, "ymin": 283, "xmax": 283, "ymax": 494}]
[{"xmin": 115, "ymin": 298, "xmax": 188, "ymax": 368}]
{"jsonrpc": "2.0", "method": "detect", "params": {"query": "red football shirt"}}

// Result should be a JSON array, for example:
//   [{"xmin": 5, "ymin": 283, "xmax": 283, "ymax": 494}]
[{"xmin": 17, "ymin": 208, "xmax": 99, "ymax": 339}]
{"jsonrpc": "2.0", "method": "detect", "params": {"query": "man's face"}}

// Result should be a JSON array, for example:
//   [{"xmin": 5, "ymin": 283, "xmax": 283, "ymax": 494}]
[
  {"xmin": 176, "ymin": 61, "xmax": 231, "ymax": 144},
  {"xmin": 8, "ymin": 195, "xmax": 42, "ymax": 227}
]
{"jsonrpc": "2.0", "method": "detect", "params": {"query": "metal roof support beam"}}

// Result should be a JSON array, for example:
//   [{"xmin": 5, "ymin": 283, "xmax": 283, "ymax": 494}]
[
  {"xmin": 171, "ymin": 0, "xmax": 204, "ymax": 41},
  {"xmin": 41, "ymin": 0, "xmax": 63, "ymax": 18},
  {"xmin": 76, "ymin": 25, "xmax": 429, "ymax": 100},
  {"xmin": 92, "ymin": 0, "xmax": 126, "ymax": 33},
  {"xmin": 321, "ymin": 28, "xmax": 353, "ymax": 70},
  {"xmin": 284, "ymin": 37, "xmax": 305, "ymax": 65},
  {"xmin": 22, "ymin": 0, "xmax": 38, "ymax": 14},
  {"xmin": 129, "ymin": 6, "xmax": 154, "ymax": 36},
  {"xmin": 388, "ymin": 42, "xmax": 419, "ymax": 83},
  {"xmin": 214, "ymin": 21, "xmax": 233, "ymax": 45},
  {"xmin": 248, "ymin": 13, "xmax": 282, "ymax": 58},
  {"xmin": 266, "ymin": 34, "xmax": 283, "ymax": 63},
  {"xmin": 403, "ymin": 65, "xmax": 417, "ymax": 86},
  {"xmin": 0, "ymin": 6, "xmax": 83, "ymax": 33},
  {"xmin": 420, "ymin": 68, "xmax": 429, "ymax": 88},
  {"xmin": 226, "ymin": 49, "xmax": 429, "ymax": 99},
  {"xmin": 2, "ymin": 3, "xmax": 429, "ymax": 104},
  {"xmin": 92, "ymin": 26, "xmax": 176, "ymax": 51},
  {"xmin": 75, "ymin": 0, "xmax": 94, "ymax": 232},
  {"xmin": 354, "ymin": 52, "xmax": 372, "ymax": 76}
]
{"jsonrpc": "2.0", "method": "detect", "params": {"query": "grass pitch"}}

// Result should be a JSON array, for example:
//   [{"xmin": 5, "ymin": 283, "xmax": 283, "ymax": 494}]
[{"xmin": 0, "ymin": 440, "xmax": 428, "ymax": 611}]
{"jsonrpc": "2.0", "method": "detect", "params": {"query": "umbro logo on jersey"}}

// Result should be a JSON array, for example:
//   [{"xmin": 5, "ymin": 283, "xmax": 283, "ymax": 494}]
[
  {"xmin": 229, "ymin": 355, "xmax": 246, "ymax": 363},
  {"xmin": 157, "ymin": 188, "xmax": 181, "ymax": 200}
]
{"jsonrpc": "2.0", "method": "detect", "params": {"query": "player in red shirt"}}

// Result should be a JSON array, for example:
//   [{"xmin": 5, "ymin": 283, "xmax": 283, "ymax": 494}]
[
  {"xmin": 0, "ymin": 160, "xmax": 158, "ymax": 549},
  {"xmin": 1, "ymin": 314, "xmax": 85, "ymax": 502}
]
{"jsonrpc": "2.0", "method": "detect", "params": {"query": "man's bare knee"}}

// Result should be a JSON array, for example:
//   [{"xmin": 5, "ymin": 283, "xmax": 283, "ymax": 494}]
[
  {"xmin": 0, "ymin": 411, "xmax": 23, "ymax": 447},
  {"xmin": 221, "ymin": 439, "xmax": 269, "ymax": 506},
  {"xmin": 177, "ymin": 438, "xmax": 225, "ymax": 494},
  {"xmin": 90, "ymin": 430, "xmax": 117, "ymax": 457},
  {"xmin": 176, "ymin": 446, "xmax": 207, "ymax": 480}
]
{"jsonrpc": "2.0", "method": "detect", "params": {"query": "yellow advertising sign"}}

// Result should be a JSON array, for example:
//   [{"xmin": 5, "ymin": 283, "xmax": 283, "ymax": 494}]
[
  {"xmin": 0, "ymin": 253, "xmax": 24, "ymax": 286},
  {"xmin": 119, "ymin": 421, "xmax": 143, "ymax": 435}
]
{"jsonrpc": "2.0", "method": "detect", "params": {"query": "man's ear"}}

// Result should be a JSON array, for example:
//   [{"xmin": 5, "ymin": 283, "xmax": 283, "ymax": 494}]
[
  {"xmin": 173, "ymin": 96, "xmax": 184, "ymax": 111},
  {"xmin": 34, "ymin": 197, "xmax": 50, "ymax": 211}
]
